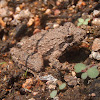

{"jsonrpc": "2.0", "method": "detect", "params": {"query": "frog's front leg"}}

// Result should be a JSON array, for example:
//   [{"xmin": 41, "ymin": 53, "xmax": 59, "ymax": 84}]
[{"xmin": 49, "ymin": 50, "xmax": 62, "ymax": 69}]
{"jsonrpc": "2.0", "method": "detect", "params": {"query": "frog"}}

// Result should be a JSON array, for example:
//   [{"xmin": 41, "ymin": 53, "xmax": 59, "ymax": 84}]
[{"xmin": 10, "ymin": 22, "xmax": 86, "ymax": 72}]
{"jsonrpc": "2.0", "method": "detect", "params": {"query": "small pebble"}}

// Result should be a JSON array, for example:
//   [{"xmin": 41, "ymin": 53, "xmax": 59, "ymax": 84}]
[
  {"xmin": 53, "ymin": 23, "xmax": 59, "ymax": 28},
  {"xmin": 92, "ymin": 18, "xmax": 100, "ymax": 26},
  {"xmin": 2, "ymin": 35, "xmax": 7, "ymax": 42},
  {"xmin": 71, "ymin": 71, "xmax": 76, "ymax": 77},
  {"xmin": 72, "ymin": 5, "xmax": 75, "ymax": 8},
  {"xmin": 20, "ymin": 9, "xmax": 32, "ymax": 18},
  {"xmin": 45, "ymin": 26, "xmax": 50, "ymax": 30},
  {"xmin": 3, "ymin": 75, "xmax": 7, "ymax": 81},
  {"xmin": 13, "ymin": 14, "xmax": 20, "ymax": 20},
  {"xmin": 92, "ymin": 38, "xmax": 100, "ymax": 51},
  {"xmin": 28, "ymin": 98, "xmax": 35, "ymax": 100},
  {"xmin": 45, "ymin": 9, "xmax": 52, "ymax": 15},
  {"xmin": 56, "ymin": 1, "xmax": 61, "ymax": 6},
  {"xmin": 34, "ymin": 15, "xmax": 41, "ymax": 28},
  {"xmin": 0, "ymin": 7, "xmax": 9, "ymax": 17},
  {"xmin": 14, "ymin": 9, "xmax": 32, "ymax": 20},
  {"xmin": 8, "ymin": 11, "xmax": 13, "ymax": 16},
  {"xmin": 27, "ymin": 18, "xmax": 34, "ymax": 27},
  {"xmin": 89, "ymin": 51, "xmax": 100, "ymax": 60},
  {"xmin": 89, "ymin": 5, "xmax": 92, "ymax": 8},
  {"xmin": 48, "ymin": 84, "xmax": 56, "ymax": 89},
  {"xmin": 39, "ymin": 75, "xmax": 57, "ymax": 82},
  {"xmin": 22, "ymin": 78, "xmax": 33, "ymax": 89},
  {"xmin": 0, "ymin": 17, "xmax": 6, "ymax": 27},
  {"xmin": 80, "ymin": 41, "xmax": 90, "ymax": 48},
  {"xmin": 11, "ymin": 19, "xmax": 21, "ymax": 25},
  {"xmin": 91, "ymin": 93, "xmax": 96, "ymax": 97},
  {"xmin": 33, "ymin": 92, "xmax": 38, "ymax": 96},
  {"xmin": 3, "ymin": 17, "xmax": 9, "ymax": 22},
  {"xmin": 53, "ymin": 97, "xmax": 59, "ymax": 100},
  {"xmin": 64, "ymin": 75, "xmax": 77, "ymax": 86},
  {"xmin": 34, "ymin": 15, "xmax": 40, "ymax": 21},
  {"xmin": 69, "ymin": 7, "xmax": 74, "ymax": 11},
  {"xmin": 93, "ymin": 10, "xmax": 100, "ymax": 17},
  {"xmin": 0, "ymin": 0, "xmax": 7, "ymax": 8},
  {"xmin": 77, "ymin": 0, "xmax": 86, "ymax": 8},
  {"xmin": 8, "ymin": 17, "xmax": 12, "ymax": 21},
  {"xmin": 16, "ymin": 6, "xmax": 21, "ymax": 13},
  {"xmin": 44, "ymin": 0, "xmax": 48, "ymax": 5},
  {"xmin": 11, "ymin": 40, "xmax": 16, "ymax": 45},
  {"xmin": 54, "ymin": 9, "xmax": 61, "ymax": 16},
  {"xmin": 8, "ymin": 61, "xmax": 13, "ymax": 65},
  {"xmin": 19, "ymin": 3, "xmax": 25, "ymax": 9}
]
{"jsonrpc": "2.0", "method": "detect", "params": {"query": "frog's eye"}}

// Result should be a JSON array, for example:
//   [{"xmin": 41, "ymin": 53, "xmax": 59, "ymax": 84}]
[{"xmin": 64, "ymin": 35, "xmax": 73, "ymax": 43}]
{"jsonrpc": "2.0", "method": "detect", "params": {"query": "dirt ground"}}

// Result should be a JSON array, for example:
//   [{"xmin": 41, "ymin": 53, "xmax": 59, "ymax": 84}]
[{"xmin": 0, "ymin": 0, "xmax": 100, "ymax": 100}]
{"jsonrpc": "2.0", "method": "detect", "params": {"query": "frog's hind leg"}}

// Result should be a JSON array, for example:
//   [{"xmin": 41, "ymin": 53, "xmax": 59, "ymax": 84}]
[{"xmin": 49, "ymin": 50, "xmax": 62, "ymax": 70}]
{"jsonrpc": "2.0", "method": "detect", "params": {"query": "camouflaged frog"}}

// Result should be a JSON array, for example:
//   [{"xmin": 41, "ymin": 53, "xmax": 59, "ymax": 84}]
[{"xmin": 10, "ymin": 22, "xmax": 86, "ymax": 72}]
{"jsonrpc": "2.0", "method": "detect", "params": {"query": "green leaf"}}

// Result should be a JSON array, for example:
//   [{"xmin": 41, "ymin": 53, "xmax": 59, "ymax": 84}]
[
  {"xmin": 87, "ymin": 67, "xmax": 99, "ymax": 78},
  {"xmin": 85, "ymin": 18, "xmax": 90, "ymax": 22},
  {"xmin": 77, "ymin": 22, "xmax": 83, "ymax": 26},
  {"xmin": 78, "ymin": 18, "xmax": 84, "ymax": 23},
  {"xmin": 59, "ymin": 83, "xmax": 66, "ymax": 90},
  {"xmin": 83, "ymin": 21, "xmax": 88, "ymax": 25},
  {"xmin": 91, "ymin": 66, "xmax": 98, "ymax": 68},
  {"xmin": 50, "ymin": 90, "xmax": 57, "ymax": 98},
  {"xmin": 81, "ymin": 72, "xmax": 88, "ymax": 79},
  {"xmin": 23, "ymin": 69, "xmax": 28, "ymax": 78},
  {"xmin": 0, "ymin": 62, "xmax": 6, "ymax": 65},
  {"xmin": 74, "ymin": 63, "xmax": 87, "ymax": 73}
]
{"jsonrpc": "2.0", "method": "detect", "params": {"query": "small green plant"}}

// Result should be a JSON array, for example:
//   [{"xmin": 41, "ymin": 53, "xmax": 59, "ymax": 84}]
[
  {"xmin": 74, "ymin": 63, "xmax": 99, "ymax": 79},
  {"xmin": 77, "ymin": 18, "xmax": 90, "ymax": 26},
  {"xmin": 50, "ymin": 90, "xmax": 57, "ymax": 98},
  {"xmin": 50, "ymin": 83, "xmax": 67, "ymax": 98},
  {"xmin": 59, "ymin": 83, "xmax": 66, "ymax": 90},
  {"xmin": 0, "ymin": 62, "xmax": 6, "ymax": 65},
  {"xmin": 23, "ymin": 69, "xmax": 28, "ymax": 78}
]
